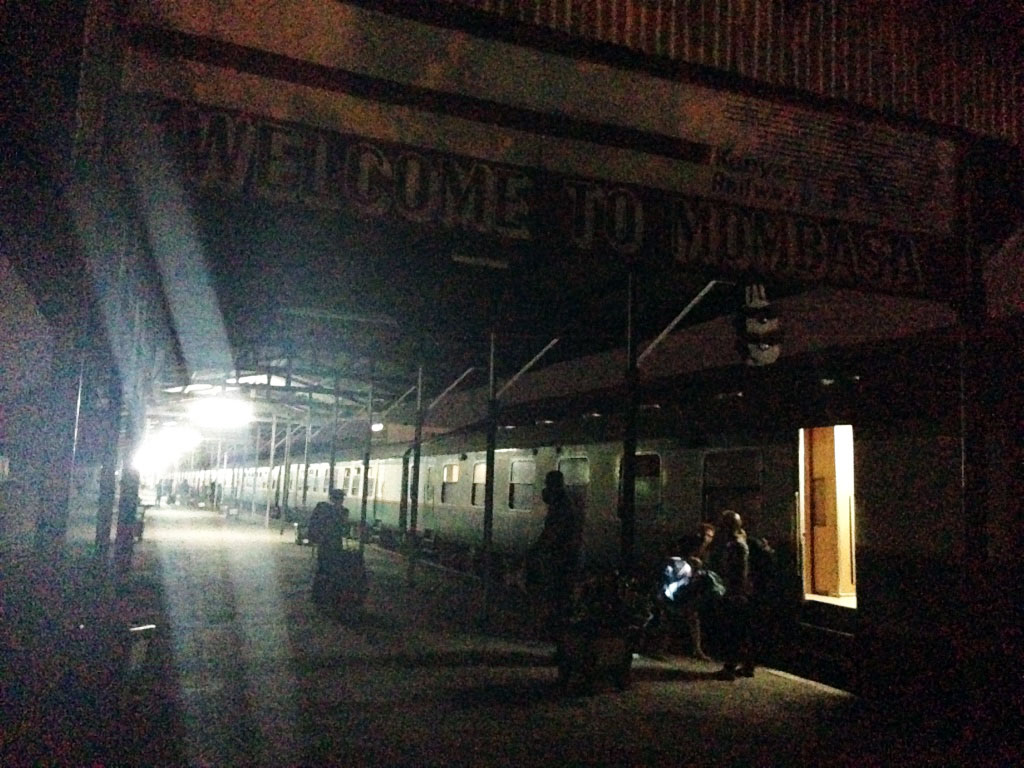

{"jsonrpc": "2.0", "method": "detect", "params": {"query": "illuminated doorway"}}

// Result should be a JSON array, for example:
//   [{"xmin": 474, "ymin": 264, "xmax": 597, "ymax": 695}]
[{"xmin": 799, "ymin": 425, "xmax": 857, "ymax": 609}]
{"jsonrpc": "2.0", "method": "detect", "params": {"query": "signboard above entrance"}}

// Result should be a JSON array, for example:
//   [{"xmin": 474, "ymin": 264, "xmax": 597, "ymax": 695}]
[
  {"xmin": 147, "ymin": 97, "xmax": 956, "ymax": 300},
  {"xmin": 119, "ymin": 0, "xmax": 965, "ymax": 300}
]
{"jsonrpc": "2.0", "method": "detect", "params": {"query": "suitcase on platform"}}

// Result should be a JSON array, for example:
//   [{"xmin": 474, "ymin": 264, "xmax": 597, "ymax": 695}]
[
  {"xmin": 312, "ymin": 545, "xmax": 368, "ymax": 618},
  {"xmin": 556, "ymin": 629, "xmax": 633, "ymax": 694},
  {"xmin": 554, "ymin": 569, "xmax": 650, "ymax": 694}
]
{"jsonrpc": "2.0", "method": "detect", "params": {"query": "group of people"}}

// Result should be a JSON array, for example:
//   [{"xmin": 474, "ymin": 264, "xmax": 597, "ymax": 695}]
[
  {"xmin": 528, "ymin": 468, "xmax": 770, "ymax": 681},
  {"xmin": 311, "ymin": 470, "xmax": 767, "ymax": 678},
  {"xmin": 659, "ymin": 510, "xmax": 766, "ymax": 680}
]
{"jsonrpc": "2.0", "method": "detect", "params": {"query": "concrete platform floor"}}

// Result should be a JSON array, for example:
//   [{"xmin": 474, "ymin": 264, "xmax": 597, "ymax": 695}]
[{"xmin": 3, "ymin": 506, "xmax": 1013, "ymax": 767}]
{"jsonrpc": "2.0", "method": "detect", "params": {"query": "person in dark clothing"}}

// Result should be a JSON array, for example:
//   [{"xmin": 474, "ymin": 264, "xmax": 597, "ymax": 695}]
[
  {"xmin": 530, "ymin": 470, "xmax": 584, "ymax": 639},
  {"xmin": 715, "ymin": 509, "xmax": 755, "ymax": 680},
  {"xmin": 308, "ymin": 488, "xmax": 352, "ymax": 581}
]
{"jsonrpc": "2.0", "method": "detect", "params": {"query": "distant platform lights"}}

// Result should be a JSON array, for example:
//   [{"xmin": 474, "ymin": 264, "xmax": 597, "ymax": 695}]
[
  {"xmin": 225, "ymin": 373, "xmax": 290, "ymax": 388},
  {"xmin": 133, "ymin": 393, "xmax": 254, "ymax": 475},
  {"xmin": 132, "ymin": 423, "xmax": 202, "ymax": 475},
  {"xmin": 186, "ymin": 396, "xmax": 255, "ymax": 432}
]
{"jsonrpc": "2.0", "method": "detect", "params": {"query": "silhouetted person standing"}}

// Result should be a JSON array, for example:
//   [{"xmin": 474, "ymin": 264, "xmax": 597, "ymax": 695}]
[
  {"xmin": 309, "ymin": 489, "xmax": 351, "ymax": 601},
  {"xmin": 531, "ymin": 470, "xmax": 584, "ymax": 639},
  {"xmin": 715, "ymin": 510, "xmax": 755, "ymax": 679}
]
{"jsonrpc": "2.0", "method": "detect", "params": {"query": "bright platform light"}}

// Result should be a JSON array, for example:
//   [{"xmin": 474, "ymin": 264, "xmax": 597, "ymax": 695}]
[
  {"xmin": 133, "ymin": 424, "xmax": 202, "ymax": 474},
  {"xmin": 187, "ymin": 397, "xmax": 254, "ymax": 430}
]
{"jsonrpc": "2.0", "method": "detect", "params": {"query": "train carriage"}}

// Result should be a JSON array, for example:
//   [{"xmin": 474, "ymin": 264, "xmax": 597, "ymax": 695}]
[{"xmin": 176, "ymin": 367, "xmax": 989, "ymax": 702}]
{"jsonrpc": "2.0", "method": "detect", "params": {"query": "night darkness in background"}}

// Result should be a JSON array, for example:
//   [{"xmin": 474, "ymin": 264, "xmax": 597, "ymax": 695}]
[
  {"xmin": 0, "ymin": 2, "xmax": 1013, "ymax": 477},
  {"xmin": 3, "ymin": 3, "xmax": 740, "ymax": 392},
  {"xmin": 3, "ymin": 2, "xmax": 1022, "ymax": 389}
]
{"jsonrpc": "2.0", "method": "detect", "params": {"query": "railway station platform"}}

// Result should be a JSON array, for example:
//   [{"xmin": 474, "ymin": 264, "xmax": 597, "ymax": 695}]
[{"xmin": 3, "ymin": 504, "xmax": 1015, "ymax": 767}]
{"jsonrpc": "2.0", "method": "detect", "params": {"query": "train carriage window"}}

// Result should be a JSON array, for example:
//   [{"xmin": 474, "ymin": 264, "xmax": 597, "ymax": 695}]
[
  {"xmin": 441, "ymin": 463, "xmax": 459, "ymax": 503},
  {"xmin": 509, "ymin": 459, "xmax": 536, "ymax": 509},
  {"xmin": 625, "ymin": 453, "xmax": 662, "ymax": 507},
  {"xmin": 350, "ymin": 466, "xmax": 362, "ymax": 498},
  {"xmin": 558, "ymin": 457, "xmax": 590, "ymax": 487},
  {"xmin": 558, "ymin": 457, "xmax": 590, "ymax": 506},
  {"xmin": 471, "ymin": 462, "xmax": 486, "ymax": 506}
]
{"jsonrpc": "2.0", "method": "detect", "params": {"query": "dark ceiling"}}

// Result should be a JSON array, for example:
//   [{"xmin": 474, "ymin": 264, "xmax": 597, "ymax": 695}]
[{"xmin": 4, "ymin": 0, "xmax": 1020, "ymax": 442}]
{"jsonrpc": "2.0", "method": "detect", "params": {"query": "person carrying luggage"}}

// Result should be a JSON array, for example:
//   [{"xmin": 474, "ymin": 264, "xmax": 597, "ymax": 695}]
[
  {"xmin": 308, "ymin": 489, "xmax": 355, "ymax": 606},
  {"xmin": 650, "ymin": 530, "xmax": 723, "ymax": 659}
]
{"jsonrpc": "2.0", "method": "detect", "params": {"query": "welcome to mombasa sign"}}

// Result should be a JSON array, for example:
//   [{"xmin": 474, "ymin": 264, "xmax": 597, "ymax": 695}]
[{"xmin": 149, "ymin": 98, "xmax": 957, "ymax": 301}]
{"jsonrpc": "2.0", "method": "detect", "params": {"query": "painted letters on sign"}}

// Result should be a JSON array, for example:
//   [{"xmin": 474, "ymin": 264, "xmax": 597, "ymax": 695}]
[
  {"xmin": 158, "ymin": 102, "xmax": 533, "ymax": 241},
  {"xmin": 151, "ymin": 100, "xmax": 953, "ymax": 299}
]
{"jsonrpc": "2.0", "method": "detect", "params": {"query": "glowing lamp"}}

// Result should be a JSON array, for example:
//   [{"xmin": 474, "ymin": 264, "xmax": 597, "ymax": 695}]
[
  {"xmin": 132, "ymin": 424, "xmax": 202, "ymax": 474},
  {"xmin": 187, "ymin": 397, "xmax": 254, "ymax": 430}
]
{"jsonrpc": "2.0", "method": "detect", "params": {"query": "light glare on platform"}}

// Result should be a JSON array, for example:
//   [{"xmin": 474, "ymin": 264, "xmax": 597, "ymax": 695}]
[
  {"xmin": 133, "ymin": 424, "xmax": 202, "ymax": 473},
  {"xmin": 187, "ymin": 397, "xmax": 254, "ymax": 430},
  {"xmin": 227, "ymin": 374, "xmax": 289, "ymax": 387},
  {"xmin": 371, "ymin": 422, "xmax": 384, "ymax": 432}
]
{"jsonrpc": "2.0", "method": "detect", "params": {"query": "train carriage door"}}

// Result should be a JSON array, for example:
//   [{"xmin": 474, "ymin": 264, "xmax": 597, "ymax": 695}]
[{"xmin": 799, "ymin": 425, "xmax": 857, "ymax": 607}]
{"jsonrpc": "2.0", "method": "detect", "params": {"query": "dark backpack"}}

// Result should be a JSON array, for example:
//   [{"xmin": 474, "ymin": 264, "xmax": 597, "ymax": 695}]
[{"xmin": 747, "ymin": 536, "xmax": 776, "ymax": 593}]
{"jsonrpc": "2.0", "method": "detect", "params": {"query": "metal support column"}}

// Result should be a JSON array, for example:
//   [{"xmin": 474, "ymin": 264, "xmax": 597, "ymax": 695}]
[
  {"xmin": 407, "ymin": 366, "xmax": 424, "ymax": 585},
  {"xmin": 399, "ymin": 447, "xmax": 411, "ymax": 534},
  {"xmin": 410, "ymin": 366, "xmax": 423, "ymax": 541},
  {"xmin": 280, "ymin": 422, "xmax": 292, "ymax": 532},
  {"xmin": 328, "ymin": 371, "xmax": 339, "ymax": 491},
  {"xmin": 214, "ymin": 439, "xmax": 223, "ymax": 509},
  {"xmin": 958, "ymin": 251, "xmax": 990, "ymax": 587},
  {"xmin": 620, "ymin": 267, "xmax": 639, "ymax": 569},
  {"xmin": 265, "ymin": 413, "xmax": 277, "ymax": 527},
  {"xmin": 482, "ymin": 333, "xmax": 497, "ymax": 626},
  {"xmin": 250, "ymin": 421, "xmax": 261, "ymax": 517},
  {"xmin": 112, "ymin": 465, "xmax": 139, "ymax": 574},
  {"xmin": 360, "ymin": 374, "xmax": 373, "ymax": 554},
  {"xmin": 94, "ymin": 366, "xmax": 120, "ymax": 560},
  {"xmin": 301, "ymin": 392, "xmax": 312, "ymax": 509}
]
